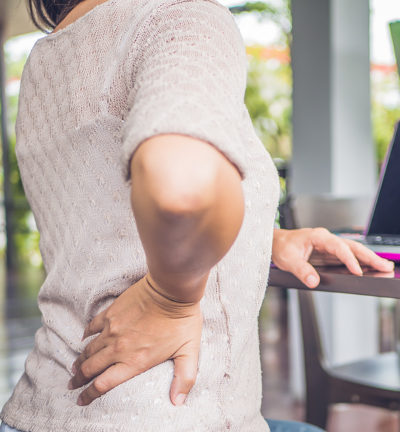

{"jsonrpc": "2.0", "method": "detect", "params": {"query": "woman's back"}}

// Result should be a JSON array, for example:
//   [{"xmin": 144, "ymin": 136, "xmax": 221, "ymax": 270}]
[{"xmin": 0, "ymin": 0, "xmax": 280, "ymax": 430}]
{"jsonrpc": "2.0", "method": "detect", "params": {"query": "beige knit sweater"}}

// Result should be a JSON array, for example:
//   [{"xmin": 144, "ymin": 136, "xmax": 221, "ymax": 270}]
[{"xmin": 0, "ymin": 0, "xmax": 280, "ymax": 430}]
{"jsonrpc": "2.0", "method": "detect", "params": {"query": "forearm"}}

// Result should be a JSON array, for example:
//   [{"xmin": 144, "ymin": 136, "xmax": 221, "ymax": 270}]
[{"xmin": 129, "ymin": 134, "xmax": 245, "ymax": 303}]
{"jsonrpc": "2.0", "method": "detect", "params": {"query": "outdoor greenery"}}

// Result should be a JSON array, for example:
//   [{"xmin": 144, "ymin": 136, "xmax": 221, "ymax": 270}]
[
  {"xmin": 1, "ymin": 0, "xmax": 400, "ymax": 278},
  {"xmin": 231, "ymin": 0, "xmax": 292, "ymax": 161},
  {"xmin": 4, "ymin": 50, "xmax": 38, "ymax": 271},
  {"xmin": 245, "ymin": 51, "xmax": 292, "ymax": 160},
  {"xmin": 372, "ymin": 84, "xmax": 400, "ymax": 170},
  {"xmin": 373, "ymin": 100, "xmax": 400, "ymax": 170}
]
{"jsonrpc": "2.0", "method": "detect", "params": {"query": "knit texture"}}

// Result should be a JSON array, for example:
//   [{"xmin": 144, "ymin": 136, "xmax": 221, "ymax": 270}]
[{"xmin": 0, "ymin": 0, "xmax": 280, "ymax": 430}]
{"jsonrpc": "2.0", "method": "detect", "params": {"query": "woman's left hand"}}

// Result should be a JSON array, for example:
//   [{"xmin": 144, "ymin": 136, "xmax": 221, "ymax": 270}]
[
  {"xmin": 67, "ymin": 273, "xmax": 203, "ymax": 406},
  {"xmin": 271, "ymin": 227, "xmax": 395, "ymax": 288}
]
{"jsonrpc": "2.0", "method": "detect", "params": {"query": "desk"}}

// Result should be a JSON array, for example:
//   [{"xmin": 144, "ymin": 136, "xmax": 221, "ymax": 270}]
[
  {"xmin": 268, "ymin": 265, "xmax": 400, "ymax": 428},
  {"xmin": 269, "ymin": 264, "xmax": 400, "ymax": 379},
  {"xmin": 269, "ymin": 265, "xmax": 400, "ymax": 299}
]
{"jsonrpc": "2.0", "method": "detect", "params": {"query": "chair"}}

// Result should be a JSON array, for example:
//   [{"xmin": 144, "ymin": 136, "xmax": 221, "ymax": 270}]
[
  {"xmin": 298, "ymin": 289, "xmax": 400, "ymax": 429},
  {"xmin": 274, "ymin": 159, "xmax": 297, "ymax": 231}
]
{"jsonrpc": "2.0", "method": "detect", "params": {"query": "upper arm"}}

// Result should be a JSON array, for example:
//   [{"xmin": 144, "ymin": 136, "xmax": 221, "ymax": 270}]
[{"xmin": 120, "ymin": 0, "xmax": 249, "ymax": 185}]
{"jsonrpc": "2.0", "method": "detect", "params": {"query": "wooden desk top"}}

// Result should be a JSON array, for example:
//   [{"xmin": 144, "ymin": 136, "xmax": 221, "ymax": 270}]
[{"xmin": 269, "ymin": 265, "xmax": 400, "ymax": 299}]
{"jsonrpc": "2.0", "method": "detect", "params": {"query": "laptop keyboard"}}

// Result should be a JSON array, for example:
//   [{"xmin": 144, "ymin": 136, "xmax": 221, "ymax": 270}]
[{"xmin": 366, "ymin": 235, "xmax": 400, "ymax": 246}]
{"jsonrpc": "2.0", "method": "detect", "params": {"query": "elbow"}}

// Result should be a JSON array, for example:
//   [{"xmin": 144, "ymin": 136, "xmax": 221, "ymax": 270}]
[
  {"xmin": 156, "ymin": 183, "xmax": 216, "ymax": 218},
  {"xmin": 152, "ymin": 164, "xmax": 219, "ymax": 218},
  {"xmin": 131, "ymin": 143, "xmax": 219, "ymax": 218},
  {"xmin": 130, "ymin": 133, "xmax": 244, "ymax": 219}
]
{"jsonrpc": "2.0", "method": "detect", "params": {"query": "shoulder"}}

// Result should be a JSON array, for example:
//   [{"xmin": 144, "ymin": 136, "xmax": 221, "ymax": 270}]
[
  {"xmin": 146, "ymin": 0, "xmax": 240, "ymax": 27},
  {"xmin": 122, "ymin": 0, "xmax": 245, "ymax": 56},
  {"xmin": 119, "ymin": 0, "xmax": 247, "ymax": 94},
  {"xmin": 154, "ymin": 0, "xmax": 242, "ymax": 43},
  {"xmin": 134, "ymin": 0, "xmax": 239, "ymax": 26}
]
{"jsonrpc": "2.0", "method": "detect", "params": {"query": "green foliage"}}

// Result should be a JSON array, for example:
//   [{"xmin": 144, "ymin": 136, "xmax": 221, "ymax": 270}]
[
  {"xmin": 230, "ymin": 0, "xmax": 292, "ymax": 46},
  {"xmin": 245, "ymin": 55, "xmax": 292, "ymax": 160},
  {"xmin": 389, "ymin": 21, "xmax": 400, "ymax": 76},
  {"xmin": 233, "ymin": 0, "xmax": 400, "ymax": 179},
  {"xmin": 371, "ymin": 68, "xmax": 400, "ymax": 172},
  {"xmin": 4, "ymin": 46, "xmax": 42, "ymax": 271},
  {"xmin": 231, "ymin": 0, "xmax": 292, "ymax": 160},
  {"xmin": 372, "ymin": 99, "xmax": 400, "ymax": 170}
]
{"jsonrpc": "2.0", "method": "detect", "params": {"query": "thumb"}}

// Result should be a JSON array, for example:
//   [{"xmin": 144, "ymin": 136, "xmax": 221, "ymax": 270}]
[
  {"xmin": 170, "ymin": 349, "xmax": 199, "ymax": 406},
  {"xmin": 292, "ymin": 260, "xmax": 320, "ymax": 288}
]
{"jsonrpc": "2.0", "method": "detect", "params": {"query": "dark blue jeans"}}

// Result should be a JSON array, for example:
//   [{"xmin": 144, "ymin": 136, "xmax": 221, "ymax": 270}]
[{"xmin": 266, "ymin": 418, "xmax": 325, "ymax": 432}]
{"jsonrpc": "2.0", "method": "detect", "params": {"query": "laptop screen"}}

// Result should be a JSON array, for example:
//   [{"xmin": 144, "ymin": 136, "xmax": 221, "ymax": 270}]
[{"xmin": 367, "ymin": 121, "xmax": 400, "ymax": 236}]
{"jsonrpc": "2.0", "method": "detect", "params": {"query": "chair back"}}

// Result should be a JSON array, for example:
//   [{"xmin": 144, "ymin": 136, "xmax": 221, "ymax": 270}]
[{"xmin": 275, "ymin": 160, "xmax": 298, "ymax": 230}]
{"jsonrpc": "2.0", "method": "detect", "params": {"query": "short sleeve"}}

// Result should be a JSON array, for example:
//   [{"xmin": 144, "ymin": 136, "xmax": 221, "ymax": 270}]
[{"xmin": 120, "ymin": 0, "xmax": 249, "ymax": 184}]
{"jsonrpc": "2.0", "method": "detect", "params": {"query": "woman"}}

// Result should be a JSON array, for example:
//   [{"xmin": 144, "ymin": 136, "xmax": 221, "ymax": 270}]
[{"xmin": 0, "ymin": 0, "xmax": 393, "ymax": 431}]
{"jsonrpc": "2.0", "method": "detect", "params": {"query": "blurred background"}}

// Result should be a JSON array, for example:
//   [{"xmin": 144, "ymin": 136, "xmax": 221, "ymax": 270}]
[{"xmin": 1, "ymin": 0, "xmax": 400, "ymax": 430}]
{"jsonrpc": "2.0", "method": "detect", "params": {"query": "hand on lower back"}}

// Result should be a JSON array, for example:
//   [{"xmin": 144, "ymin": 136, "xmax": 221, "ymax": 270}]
[{"xmin": 68, "ymin": 273, "xmax": 203, "ymax": 406}]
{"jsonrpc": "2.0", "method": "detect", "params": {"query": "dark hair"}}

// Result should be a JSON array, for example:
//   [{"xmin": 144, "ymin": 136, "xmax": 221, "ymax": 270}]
[{"xmin": 27, "ymin": 0, "xmax": 85, "ymax": 33}]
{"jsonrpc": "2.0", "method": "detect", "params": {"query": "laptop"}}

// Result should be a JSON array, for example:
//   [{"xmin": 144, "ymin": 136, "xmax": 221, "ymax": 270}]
[{"xmin": 338, "ymin": 121, "xmax": 400, "ymax": 261}]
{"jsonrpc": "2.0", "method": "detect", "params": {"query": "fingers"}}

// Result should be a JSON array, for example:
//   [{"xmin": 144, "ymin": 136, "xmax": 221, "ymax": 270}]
[
  {"xmin": 72, "ymin": 334, "xmax": 108, "ymax": 375},
  {"xmin": 77, "ymin": 363, "xmax": 133, "ymax": 406},
  {"xmin": 344, "ymin": 239, "xmax": 394, "ymax": 272},
  {"xmin": 311, "ymin": 228, "xmax": 363, "ymax": 276},
  {"xmin": 69, "ymin": 345, "xmax": 114, "ymax": 390},
  {"xmin": 289, "ymin": 259, "xmax": 321, "ymax": 288},
  {"xmin": 82, "ymin": 309, "xmax": 107, "ymax": 340},
  {"xmin": 170, "ymin": 345, "xmax": 199, "ymax": 405}
]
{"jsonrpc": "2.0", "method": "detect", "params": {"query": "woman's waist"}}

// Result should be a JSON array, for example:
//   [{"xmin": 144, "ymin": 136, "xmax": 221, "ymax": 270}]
[
  {"xmin": 29, "ymin": 297, "xmax": 260, "ymax": 377},
  {"xmin": 5, "ymin": 351, "xmax": 264, "ymax": 432},
  {"xmin": 22, "ymin": 326, "xmax": 262, "ymax": 408}
]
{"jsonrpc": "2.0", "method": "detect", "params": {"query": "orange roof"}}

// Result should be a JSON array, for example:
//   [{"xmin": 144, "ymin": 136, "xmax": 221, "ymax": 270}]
[
  {"xmin": 370, "ymin": 63, "xmax": 397, "ymax": 74},
  {"xmin": 246, "ymin": 45, "xmax": 290, "ymax": 63},
  {"xmin": 246, "ymin": 44, "xmax": 397, "ymax": 76}
]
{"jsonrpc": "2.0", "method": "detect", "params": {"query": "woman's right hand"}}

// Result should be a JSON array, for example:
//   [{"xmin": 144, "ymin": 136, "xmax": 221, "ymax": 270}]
[{"xmin": 68, "ymin": 273, "xmax": 203, "ymax": 407}]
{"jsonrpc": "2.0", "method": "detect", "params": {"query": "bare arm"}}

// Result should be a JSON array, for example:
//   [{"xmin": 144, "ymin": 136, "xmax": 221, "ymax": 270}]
[{"xmin": 130, "ymin": 133, "xmax": 245, "ymax": 302}]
